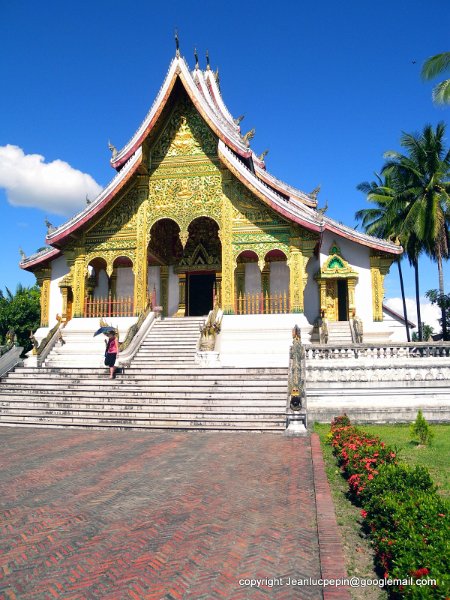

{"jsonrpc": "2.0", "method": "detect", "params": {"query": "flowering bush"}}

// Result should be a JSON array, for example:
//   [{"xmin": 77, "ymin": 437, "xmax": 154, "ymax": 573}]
[{"xmin": 328, "ymin": 415, "xmax": 450, "ymax": 599}]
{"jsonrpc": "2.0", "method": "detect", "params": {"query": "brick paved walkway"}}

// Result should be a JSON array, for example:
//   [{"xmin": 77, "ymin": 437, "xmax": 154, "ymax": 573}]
[{"xmin": 1, "ymin": 429, "xmax": 328, "ymax": 599}]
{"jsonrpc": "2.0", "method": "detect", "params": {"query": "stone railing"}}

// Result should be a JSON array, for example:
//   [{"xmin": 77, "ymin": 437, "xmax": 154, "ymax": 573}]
[
  {"xmin": 0, "ymin": 345, "xmax": 24, "ymax": 378},
  {"xmin": 305, "ymin": 342, "xmax": 450, "ymax": 361}
]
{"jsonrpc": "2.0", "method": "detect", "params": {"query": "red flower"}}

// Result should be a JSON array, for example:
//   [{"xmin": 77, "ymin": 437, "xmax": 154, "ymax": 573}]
[{"xmin": 360, "ymin": 510, "xmax": 367, "ymax": 518}]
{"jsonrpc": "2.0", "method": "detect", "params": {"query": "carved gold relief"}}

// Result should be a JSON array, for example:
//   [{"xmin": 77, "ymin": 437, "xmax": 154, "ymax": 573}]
[{"xmin": 370, "ymin": 254, "xmax": 393, "ymax": 321}]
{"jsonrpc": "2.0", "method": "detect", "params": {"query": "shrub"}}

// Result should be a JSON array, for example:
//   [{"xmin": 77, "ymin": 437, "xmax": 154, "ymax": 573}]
[
  {"xmin": 410, "ymin": 409, "xmax": 434, "ymax": 446},
  {"xmin": 328, "ymin": 415, "xmax": 450, "ymax": 599}
]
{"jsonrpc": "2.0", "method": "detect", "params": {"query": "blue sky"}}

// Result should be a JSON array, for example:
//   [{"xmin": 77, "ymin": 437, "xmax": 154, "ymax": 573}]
[{"xmin": 0, "ymin": 0, "xmax": 449, "ymax": 324}]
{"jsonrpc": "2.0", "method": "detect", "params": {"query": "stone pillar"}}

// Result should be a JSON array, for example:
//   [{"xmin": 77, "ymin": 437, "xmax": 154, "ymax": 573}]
[
  {"xmin": 160, "ymin": 266, "xmax": 169, "ymax": 317},
  {"xmin": 175, "ymin": 272, "xmax": 187, "ymax": 317},
  {"xmin": 35, "ymin": 268, "xmax": 52, "ymax": 327}
]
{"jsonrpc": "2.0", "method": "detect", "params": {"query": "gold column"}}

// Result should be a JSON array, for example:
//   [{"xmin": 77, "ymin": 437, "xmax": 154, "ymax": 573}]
[
  {"xmin": 160, "ymin": 266, "xmax": 169, "ymax": 317},
  {"xmin": 215, "ymin": 272, "xmax": 222, "ymax": 307},
  {"xmin": 370, "ymin": 255, "xmax": 393, "ymax": 321},
  {"xmin": 220, "ymin": 208, "xmax": 235, "ymax": 313},
  {"xmin": 35, "ymin": 268, "xmax": 52, "ymax": 327},
  {"xmin": 288, "ymin": 236, "xmax": 303, "ymax": 313},
  {"xmin": 318, "ymin": 279, "xmax": 327, "ymax": 318},
  {"xmin": 175, "ymin": 272, "xmax": 187, "ymax": 317},
  {"xmin": 134, "ymin": 175, "xmax": 149, "ymax": 314},
  {"xmin": 71, "ymin": 249, "xmax": 87, "ymax": 317}
]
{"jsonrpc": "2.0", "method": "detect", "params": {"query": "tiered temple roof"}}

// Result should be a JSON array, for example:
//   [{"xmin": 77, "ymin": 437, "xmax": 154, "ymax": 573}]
[{"xmin": 21, "ymin": 53, "xmax": 401, "ymax": 271}]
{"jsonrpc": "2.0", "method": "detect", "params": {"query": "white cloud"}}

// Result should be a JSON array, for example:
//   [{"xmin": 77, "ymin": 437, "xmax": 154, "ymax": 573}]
[
  {"xmin": 385, "ymin": 296, "xmax": 441, "ymax": 332},
  {"xmin": 0, "ymin": 145, "xmax": 102, "ymax": 216}
]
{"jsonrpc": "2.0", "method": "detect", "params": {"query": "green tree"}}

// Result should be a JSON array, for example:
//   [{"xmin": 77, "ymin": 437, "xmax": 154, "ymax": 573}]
[
  {"xmin": 356, "ymin": 174, "xmax": 411, "ymax": 340},
  {"xmin": 0, "ymin": 285, "xmax": 41, "ymax": 353},
  {"xmin": 421, "ymin": 52, "xmax": 450, "ymax": 105},
  {"xmin": 383, "ymin": 122, "xmax": 450, "ymax": 340}
]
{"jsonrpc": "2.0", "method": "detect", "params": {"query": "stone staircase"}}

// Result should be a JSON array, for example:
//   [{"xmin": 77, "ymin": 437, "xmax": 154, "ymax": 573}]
[
  {"xmin": 0, "ymin": 317, "xmax": 288, "ymax": 431},
  {"xmin": 326, "ymin": 321, "xmax": 353, "ymax": 345}
]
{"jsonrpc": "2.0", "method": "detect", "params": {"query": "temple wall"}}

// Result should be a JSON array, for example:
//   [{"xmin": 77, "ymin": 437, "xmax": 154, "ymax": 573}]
[
  {"xmin": 116, "ymin": 267, "xmax": 134, "ymax": 298},
  {"xmin": 168, "ymin": 266, "xmax": 179, "ymax": 316},
  {"xmin": 269, "ymin": 262, "xmax": 289, "ymax": 294},
  {"xmin": 320, "ymin": 231, "xmax": 373, "ymax": 324},
  {"xmin": 93, "ymin": 270, "xmax": 109, "ymax": 298},
  {"xmin": 304, "ymin": 255, "xmax": 320, "ymax": 323},
  {"xmin": 49, "ymin": 256, "xmax": 69, "ymax": 326},
  {"xmin": 244, "ymin": 263, "xmax": 261, "ymax": 294},
  {"xmin": 148, "ymin": 266, "xmax": 161, "ymax": 305}
]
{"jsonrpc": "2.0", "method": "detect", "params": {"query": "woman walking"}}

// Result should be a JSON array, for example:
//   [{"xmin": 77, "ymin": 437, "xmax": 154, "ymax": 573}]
[{"xmin": 104, "ymin": 330, "xmax": 119, "ymax": 379}]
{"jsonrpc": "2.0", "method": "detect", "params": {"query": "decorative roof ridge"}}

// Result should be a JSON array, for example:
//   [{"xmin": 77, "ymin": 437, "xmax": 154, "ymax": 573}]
[
  {"xmin": 20, "ymin": 246, "xmax": 60, "ymax": 269},
  {"xmin": 218, "ymin": 141, "xmax": 323, "ymax": 230},
  {"xmin": 321, "ymin": 214, "xmax": 402, "ymax": 254},
  {"xmin": 204, "ymin": 69, "xmax": 240, "ymax": 132},
  {"xmin": 253, "ymin": 161, "xmax": 317, "ymax": 207},
  {"xmin": 47, "ymin": 148, "xmax": 142, "ymax": 244},
  {"xmin": 112, "ymin": 56, "xmax": 251, "ymax": 169}
]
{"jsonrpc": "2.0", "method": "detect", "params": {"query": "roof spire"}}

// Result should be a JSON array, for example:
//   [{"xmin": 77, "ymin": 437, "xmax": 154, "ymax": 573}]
[
  {"xmin": 259, "ymin": 149, "xmax": 269, "ymax": 161},
  {"xmin": 234, "ymin": 115, "xmax": 245, "ymax": 125},
  {"xmin": 206, "ymin": 49, "xmax": 210, "ymax": 70},
  {"xmin": 175, "ymin": 29, "xmax": 180, "ymax": 57},
  {"xmin": 194, "ymin": 47, "xmax": 199, "ymax": 70}
]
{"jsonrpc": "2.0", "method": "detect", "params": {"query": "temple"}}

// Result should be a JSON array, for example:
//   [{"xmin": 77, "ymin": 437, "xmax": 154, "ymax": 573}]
[{"xmin": 20, "ymin": 51, "xmax": 402, "ymax": 337}]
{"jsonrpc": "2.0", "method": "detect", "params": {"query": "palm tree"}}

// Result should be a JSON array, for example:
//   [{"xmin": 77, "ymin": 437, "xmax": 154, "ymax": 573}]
[
  {"xmin": 356, "ymin": 174, "xmax": 411, "ymax": 341},
  {"xmin": 383, "ymin": 122, "xmax": 450, "ymax": 339},
  {"xmin": 421, "ymin": 52, "xmax": 450, "ymax": 105}
]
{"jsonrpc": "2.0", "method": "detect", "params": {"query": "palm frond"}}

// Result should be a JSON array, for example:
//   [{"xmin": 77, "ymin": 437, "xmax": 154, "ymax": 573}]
[{"xmin": 421, "ymin": 52, "xmax": 450, "ymax": 81}]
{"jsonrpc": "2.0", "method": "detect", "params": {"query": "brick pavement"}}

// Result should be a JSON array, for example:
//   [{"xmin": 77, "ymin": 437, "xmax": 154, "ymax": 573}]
[{"xmin": 0, "ymin": 429, "xmax": 335, "ymax": 599}]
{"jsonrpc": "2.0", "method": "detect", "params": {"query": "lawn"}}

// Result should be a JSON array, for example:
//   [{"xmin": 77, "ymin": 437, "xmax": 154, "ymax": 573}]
[{"xmin": 315, "ymin": 422, "xmax": 450, "ymax": 498}]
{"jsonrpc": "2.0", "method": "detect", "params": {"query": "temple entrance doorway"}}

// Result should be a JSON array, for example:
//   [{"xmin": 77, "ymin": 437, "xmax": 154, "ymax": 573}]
[
  {"xmin": 337, "ymin": 280, "xmax": 349, "ymax": 321},
  {"xmin": 187, "ymin": 272, "xmax": 216, "ymax": 316}
]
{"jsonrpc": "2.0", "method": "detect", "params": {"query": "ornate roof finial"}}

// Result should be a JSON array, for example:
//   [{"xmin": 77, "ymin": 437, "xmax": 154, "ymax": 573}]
[
  {"xmin": 243, "ymin": 128, "xmax": 256, "ymax": 145},
  {"xmin": 214, "ymin": 67, "xmax": 220, "ymax": 90},
  {"xmin": 45, "ymin": 218, "xmax": 55, "ymax": 233},
  {"xmin": 175, "ymin": 29, "xmax": 180, "ymax": 57},
  {"xmin": 234, "ymin": 114, "xmax": 245, "ymax": 125},
  {"xmin": 108, "ymin": 140, "xmax": 118, "ymax": 159},
  {"xmin": 19, "ymin": 247, "xmax": 26, "ymax": 260},
  {"xmin": 86, "ymin": 194, "xmax": 91, "ymax": 205},
  {"xmin": 310, "ymin": 184, "xmax": 321, "ymax": 201},
  {"xmin": 259, "ymin": 149, "xmax": 269, "ymax": 161},
  {"xmin": 194, "ymin": 47, "xmax": 199, "ymax": 70},
  {"xmin": 317, "ymin": 200, "xmax": 328, "ymax": 215},
  {"xmin": 206, "ymin": 49, "xmax": 210, "ymax": 70}
]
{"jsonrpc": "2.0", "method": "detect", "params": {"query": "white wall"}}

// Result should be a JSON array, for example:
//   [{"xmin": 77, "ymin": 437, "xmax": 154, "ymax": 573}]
[
  {"xmin": 148, "ymin": 265, "xmax": 161, "ymax": 304},
  {"xmin": 94, "ymin": 270, "xmax": 109, "ymax": 298},
  {"xmin": 244, "ymin": 262, "xmax": 261, "ymax": 294},
  {"xmin": 168, "ymin": 266, "xmax": 179, "ymax": 315},
  {"xmin": 304, "ymin": 254, "xmax": 320, "ymax": 324},
  {"xmin": 270, "ymin": 262, "xmax": 289, "ymax": 294},
  {"xmin": 116, "ymin": 267, "xmax": 134, "ymax": 298},
  {"xmin": 319, "ymin": 231, "xmax": 373, "ymax": 324},
  {"xmin": 49, "ymin": 255, "xmax": 69, "ymax": 326}
]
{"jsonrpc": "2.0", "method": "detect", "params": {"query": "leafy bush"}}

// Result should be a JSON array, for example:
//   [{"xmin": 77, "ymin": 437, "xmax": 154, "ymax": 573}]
[
  {"xmin": 329, "ymin": 416, "xmax": 449, "ymax": 598},
  {"xmin": 410, "ymin": 410, "xmax": 434, "ymax": 446}
]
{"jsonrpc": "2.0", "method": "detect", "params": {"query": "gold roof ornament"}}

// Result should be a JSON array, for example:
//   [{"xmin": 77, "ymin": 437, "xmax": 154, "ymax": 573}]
[
  {"xmin": 108, "ymin": 140, "xmax": 118, "ymax": 159},
  {"xmin": 234, "ymin": 114, "xmax": 245, "ymax": 125},
  {"xmin": 175, "ymin": 29, "xmax": 180, "ymax": 58},
  {"xmin": 206, "ymin": 50, "xmax": 211, "ymax": 70},
  {"xmin": 309, "ymin": 185, "xmax": 321, "ymax": 201},
  {"xmin": 194, "ymin": 47, "xmax": 199, "ymax": 70},
  {"xmin": 259, "ymin": 149, "xmax": 269, "ymax": 161},
  {"xmin": 19, "ymin": 247, "xmax": 26, "ymax": 260},
  {"xmin": 243, "ymin": 128, "xmax": 255, "ymax": 145}
]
